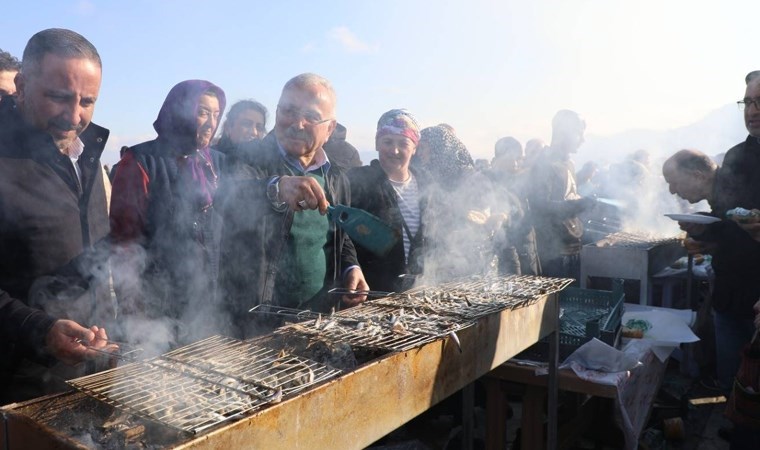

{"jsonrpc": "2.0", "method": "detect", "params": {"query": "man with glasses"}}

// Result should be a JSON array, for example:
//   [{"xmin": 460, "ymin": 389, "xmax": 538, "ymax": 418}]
[
  {"xmin": 668, "ymin": 71, "xmax": 760, "ymax": 448},
  {"xmin": 720, "ymin": 70, "xmax": 760, "ymax": 213},
  {"xmin": 217, "ymin": 73, "xmax": 368, "ymax": 337}
]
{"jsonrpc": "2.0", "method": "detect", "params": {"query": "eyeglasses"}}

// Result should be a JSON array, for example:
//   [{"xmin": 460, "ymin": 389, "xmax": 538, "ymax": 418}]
[
  {"xmin": 277, "ymin": 104, "xmax": 333, "ymax": 127},
  {"xmin": 737, "ymin": 97, "xmax": 760, "ymax": 111}
]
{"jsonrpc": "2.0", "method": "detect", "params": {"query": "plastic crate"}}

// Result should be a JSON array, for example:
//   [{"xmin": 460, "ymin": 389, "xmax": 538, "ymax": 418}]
[
  {"xmin": 516, "ymin": 279, "xmax": 625, "ymax": 361},
  {"xmin": 558, "ymin": 279, "xmax": 625, "ymax": 348}
]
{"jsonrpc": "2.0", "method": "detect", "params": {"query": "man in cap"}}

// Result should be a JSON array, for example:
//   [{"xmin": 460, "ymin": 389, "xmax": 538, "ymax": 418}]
[
  {"xmin": 0, "ymin": 28, "xmax": 114, "ymax": 403},
  {"xmin": 217, "ymin": 73, "xmax": 367, "ymax": 337}
]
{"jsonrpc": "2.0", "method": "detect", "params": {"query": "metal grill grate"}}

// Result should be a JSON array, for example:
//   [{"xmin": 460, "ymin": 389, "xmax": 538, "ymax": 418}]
[
  {"xmin": 595, "ymin": 231, "xmax": 681, "ymax": 248},
  {"xmin": 276, "ymin": 303, "xmax": 469, "ymax": 352},
  {"xmin": 371, "ymin": 275, "xmax": 573, "ymax": 321},
  {"xmin": 67, "ymin": 335, "xmax": 342, "ymax": 434},
  {"xmin": 277, "ymin": 275, "xmax": 572, "ymax": 352}
]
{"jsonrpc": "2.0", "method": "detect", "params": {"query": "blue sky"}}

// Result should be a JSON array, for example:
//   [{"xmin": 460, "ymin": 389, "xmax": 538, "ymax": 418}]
[{"xmin": 3, "ymin": 0, "xmax": 757, "ymax": 165}]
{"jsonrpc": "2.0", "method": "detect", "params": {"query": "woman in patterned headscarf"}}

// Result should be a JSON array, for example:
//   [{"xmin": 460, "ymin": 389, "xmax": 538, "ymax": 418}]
[
  {"xmin": 347, "ymin": 109, "xmax": 430, "ymax": 292},
  {"xmin": 110, "ymin": 80, "xmax": 229, "ymax": 349},
  {"xmin": 413, "ymin": 125, "xmax": 475, "ymax": 189},
  {"xmin": 414, "ymin": 125, "xmax": 505, "ymax": 280}
]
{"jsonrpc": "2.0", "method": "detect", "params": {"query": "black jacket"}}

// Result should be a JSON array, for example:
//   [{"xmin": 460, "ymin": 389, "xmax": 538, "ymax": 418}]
[
  {"xmin": 347, "ymin": 161, "xmax": 428, "ymax": 292},
  {"xmin": 529, "ymin": 152, "xmax": 588, "ymax": 258},
  {"xmin": 713, "ymin": 135, "xmax": 760, "ymax": 216},
  {"xmin": 110, "ymin": 140, "xmax": 225, "ymax": 330},
  {"xmin": 0, "ymin": 98, "xmax": 110, "ymax": 401},
  {"xmin": 486, "ymin": 169, "xmax": 541, "ymax": 276},
  {"xmin": 216, "ymin": 134, "xmax": 359, "ymax": 332},
  {"xmin": 694, "ymin": 148, "xmax": 760, "ymax": 317}
]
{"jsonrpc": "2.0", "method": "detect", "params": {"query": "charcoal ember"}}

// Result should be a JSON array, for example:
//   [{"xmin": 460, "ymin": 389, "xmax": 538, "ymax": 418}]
[{"xmin": 307, "ymin": 340, "xmax": 357, "ymax": 370}]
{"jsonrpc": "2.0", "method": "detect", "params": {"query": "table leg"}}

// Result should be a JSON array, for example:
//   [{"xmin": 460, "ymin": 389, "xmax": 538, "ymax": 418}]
[
  {"xmin": 462, "ymin": 383, "xmax": 474, "ymax": 450},
  {"xmin": 547, "ymin": 299, "xmax": 559, "ymax": 449},
  {"xmin": 485, "ymin": 378, "xmax": 508, "ymax": 450},
  {"xmin": 521, "ymin": 385, "xmax": 546, "ymax": 449}
]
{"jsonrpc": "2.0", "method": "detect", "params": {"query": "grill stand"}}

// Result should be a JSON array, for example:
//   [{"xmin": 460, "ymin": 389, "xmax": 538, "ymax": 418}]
[{"xmin": 580, "ymin": 238, "xmax": 684, "ymax": 305}]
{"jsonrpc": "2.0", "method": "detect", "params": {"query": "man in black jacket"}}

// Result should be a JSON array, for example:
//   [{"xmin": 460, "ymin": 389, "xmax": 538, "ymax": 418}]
[
  {"xmin": 529, "ymin": 110, "xmax": 596, "ymax": 281},
  {"xmin": 0, "ymin": 28, "xmax": 114, "ymax": 403},
  {"xmin": 217, "ymin": 73, "xmax": 368, "ymax": 337}
]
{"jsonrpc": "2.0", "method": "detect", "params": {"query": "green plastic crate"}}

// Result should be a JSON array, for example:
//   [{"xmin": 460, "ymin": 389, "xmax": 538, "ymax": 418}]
[
  {"xmin": 518, "ymin": 280, "xmax": 625, "ymax": 361},
  {"xmin": 558, "ymin": 279, "xmax": 625, "ymax": 349}
]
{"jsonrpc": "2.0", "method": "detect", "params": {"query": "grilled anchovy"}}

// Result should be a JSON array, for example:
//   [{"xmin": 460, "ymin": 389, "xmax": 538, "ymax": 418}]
[{"xmin": 449, "ymin": 331, "xmax": 462, "ymax": 353}]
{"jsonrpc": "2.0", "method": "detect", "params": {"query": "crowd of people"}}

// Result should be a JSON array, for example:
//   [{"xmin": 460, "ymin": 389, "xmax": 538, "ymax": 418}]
[{"xmin": 2, "ymin": 29, "xmax": 760, "ymax": 447}]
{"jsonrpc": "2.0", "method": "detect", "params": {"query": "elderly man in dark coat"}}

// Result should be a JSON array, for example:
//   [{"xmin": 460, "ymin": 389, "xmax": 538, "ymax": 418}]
[{"xmin": 216, "ymin": 73, "xmax": 367, "ymax": 338}]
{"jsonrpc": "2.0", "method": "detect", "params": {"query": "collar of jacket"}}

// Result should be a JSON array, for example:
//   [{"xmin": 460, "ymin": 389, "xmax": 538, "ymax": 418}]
[{"xmin": 0, "ymin": 98, "xmax": 109, "ymax": 162}]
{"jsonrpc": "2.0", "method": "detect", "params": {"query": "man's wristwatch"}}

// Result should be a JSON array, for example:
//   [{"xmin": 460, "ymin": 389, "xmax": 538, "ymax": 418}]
[{"xmin": 267, "ymin": 176, "xmax": 287, "ymax": 210}]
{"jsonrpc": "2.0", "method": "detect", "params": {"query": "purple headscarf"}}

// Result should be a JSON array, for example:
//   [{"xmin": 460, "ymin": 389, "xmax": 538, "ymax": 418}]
[
  {"xmin": 153, "ymin": 80, "xmax": 226, "ymax": 153},
  {"xmin": 153, "ymin": 80, "xmax": 226, "ymax": 208}
]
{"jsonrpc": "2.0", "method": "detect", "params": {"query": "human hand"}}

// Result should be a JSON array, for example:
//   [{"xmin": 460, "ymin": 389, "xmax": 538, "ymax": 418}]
[
  {"xmin": 485, "ymin": 213, "xmax": 508, "ymax": 232},
  {"xmin": 466, "ymin": 210, "xmax": 489, "ymax": 225},
  {"xmin": 678, "ymin": 222, "xmax": 707, "ymax": 236},
  {"xmin": 45, "ymin": 320, "xmax": 118, "ymax": 366},
  {"xmin": 683, "ymin": 237, "xmax": 716, "ymax": 255},
  {"xmin": 277, "ymin": 175, "xmax": 330, "ymax": 214},
  {"xmin": 342, "ymin": 268, "xmax": 369, "ymax": 307}
]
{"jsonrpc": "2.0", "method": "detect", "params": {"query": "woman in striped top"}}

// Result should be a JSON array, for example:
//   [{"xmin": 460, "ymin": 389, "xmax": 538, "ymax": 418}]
[{"xmin": 347, "ymin": 109, "xmax": 429, "ymax": 292}]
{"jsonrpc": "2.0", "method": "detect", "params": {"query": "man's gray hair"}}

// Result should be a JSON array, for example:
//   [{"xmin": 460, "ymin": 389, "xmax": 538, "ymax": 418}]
[
  {"xmin": 22, "ymin": 28, "xmax": 101, "ymax": 77},
  {"xmin": 282, "ymin": 73, "xmax": 336, "ymax": 109}
]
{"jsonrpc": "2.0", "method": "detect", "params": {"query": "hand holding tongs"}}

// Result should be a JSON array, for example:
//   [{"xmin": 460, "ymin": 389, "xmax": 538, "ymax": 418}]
[
  {"xmin": 75, "ymin": 337, "xmax": 143, "ymax": 362},
  {"xmin": 327, "ymin": 288, "xmax": 394, "ymax": 297}
]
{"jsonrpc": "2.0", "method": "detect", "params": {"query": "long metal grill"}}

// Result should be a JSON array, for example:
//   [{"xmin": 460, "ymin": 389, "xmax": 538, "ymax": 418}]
[
  {"xmin": 277, "ymin": 275, "xmax": 573, "ymax": 352},
  {"xmin": 595, "ymin": 230, "xmax": 681, "ymax": 248},
  {"xmin": 67, "ymin": 335, "xmax": 342, "ymax": 434},
  {"xmin": 372, "ymin": 275, "xmax": 574, "ymax": 321}
]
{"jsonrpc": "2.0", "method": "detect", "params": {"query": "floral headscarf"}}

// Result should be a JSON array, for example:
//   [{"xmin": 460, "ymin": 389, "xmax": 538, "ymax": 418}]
[{"xmin": 375, "ymin": 109, "xmax": 421, "ymax": 145}]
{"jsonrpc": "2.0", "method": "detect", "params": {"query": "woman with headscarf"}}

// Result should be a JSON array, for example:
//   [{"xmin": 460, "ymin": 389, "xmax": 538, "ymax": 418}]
[
  {"xmin": 413, "ymin": 125, "xmax": 475, "ymax": 190},
  {"xmin": 110, "ymin": 80, "xmax": 227, "ymax": 349},
  {"xmin": 347, "ymin": 109, "xmax": 429, "ymax": 292},
  {"xmin": 413, "ymin": 125, "xmax": 504, "ymax": 280}
]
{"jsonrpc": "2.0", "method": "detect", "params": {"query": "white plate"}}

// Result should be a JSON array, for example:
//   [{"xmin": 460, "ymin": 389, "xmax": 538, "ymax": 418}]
[{"xmin": 664, "ymin": 213, "xmax": 720, "ymax": 224}]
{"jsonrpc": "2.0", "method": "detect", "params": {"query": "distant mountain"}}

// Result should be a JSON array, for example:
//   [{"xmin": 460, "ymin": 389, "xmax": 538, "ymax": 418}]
[
  {"xmin": 352, "ymin": 104, "xmax": 748, "ymax": 169},
  {"xmin": 580, "ymin": 104, "xmax": 747, "ymax": 166}
]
